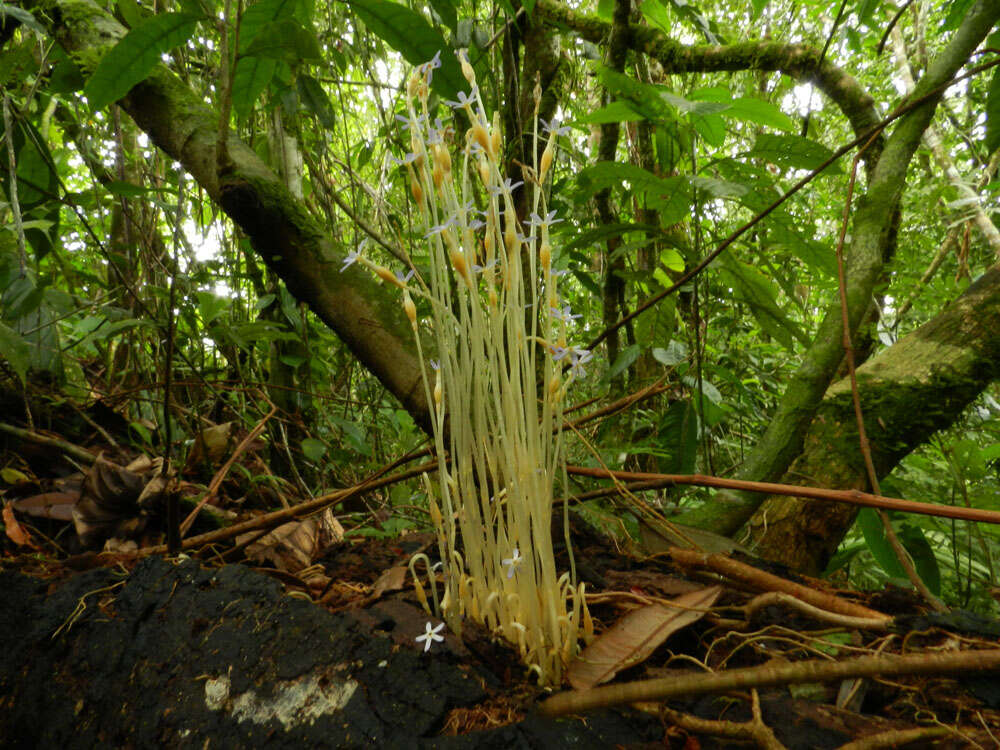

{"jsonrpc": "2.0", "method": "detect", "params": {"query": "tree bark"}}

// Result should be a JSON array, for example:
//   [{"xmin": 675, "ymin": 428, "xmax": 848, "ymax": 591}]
[
  {"xmin": 741, "ymin": 265, "xmax": 1000, "ymax": 574},
  {"xmin": 26, "ymin": 0, "xmax": 432, "ymax": 432}
]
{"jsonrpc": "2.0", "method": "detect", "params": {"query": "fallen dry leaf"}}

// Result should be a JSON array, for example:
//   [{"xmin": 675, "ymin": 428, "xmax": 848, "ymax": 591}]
[
  {"xmin": 13, "ymin": 491, "xmax": 79, "ymax": 521},
  {"xmin": 568, "ymin": 585, "xmax": 723, "ymax": 690},
  {"xmin": 4, "ymin": 503, "xmax": 36, "ymax": 548},
  {"xmin": 372, "ymin": 566, "xmax": 408, "ymax": 599}
]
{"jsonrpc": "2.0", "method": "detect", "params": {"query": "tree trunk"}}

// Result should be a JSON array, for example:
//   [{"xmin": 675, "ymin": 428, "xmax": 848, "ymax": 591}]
[{"xmin": 742, "ymin": 265, "xmax": 1000, "ymax": 574}]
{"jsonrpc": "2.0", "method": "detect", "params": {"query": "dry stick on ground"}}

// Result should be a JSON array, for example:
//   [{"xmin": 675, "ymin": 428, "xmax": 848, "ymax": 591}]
[
  {"xmin": 743, "ymin": 591, "xmax": 889, "ymax": 631},
  {"xmin": 564, "ymin": 466, "xmax": 1000, "ymax": 525},
  {"xmin": 668, "ymin": 547, "xmax": 887, "ymax": 621},
  {"xmin": 179, "ymin": 404, "xmax": 277, "ymax": 536},
  {"xmin": 137, "ymin": 459, "xmax": 438, "ymax": 557},
  {"xmin": 647, "ymin": 689, "xmax": 786, "ymax": 750},
  {"xmin": 538, "ymin": 648, "xmax": 1000, "ymax": 717},
  {"xmin": 0, "ymin": 421, "xmax": 98, "ymax": 465}
]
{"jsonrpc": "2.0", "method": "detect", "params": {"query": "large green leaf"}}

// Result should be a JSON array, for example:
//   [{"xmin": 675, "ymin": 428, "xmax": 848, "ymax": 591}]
[
  {"xmin": 986, "ymin": 66, "xmax": 1000, "ymax": 154},
  {"xmin": 691, "ymin": 87, "xmax": 796, "ymax": 133},
  {"xmin": 717, "ymin": 254, "xmax": 809, "ymax": 351},
  {"xmin": 575, "ymin": 101, "xmax": 644, "ymax": 125},
  {"xmin": 749, "ymin": 133, "xmax": 842, "ymax": 174},
  {"xmin": 231, "ymin": 0, "xmax": 302, "ymax": 119},
  {"xmin": 657, "ymin": 399, "xmax": 699, "ymax": 474},
  {"xmin": 84, "ymin": 12, "xmax": 202, "ymax": 111},
  {"xmin": 297, "ymin": 74, "xmax": 337, "ymax": 129},
  {"xmin": 0, "ymin": 322, "xmax": 29, "ymax": 385},
  {"xmin": 244, "ymin": 18, "xmax": 322, "ymax": 62},
  {"xmin": 346, "ymin": 0, "xmax": 464, "ymax": 101}
]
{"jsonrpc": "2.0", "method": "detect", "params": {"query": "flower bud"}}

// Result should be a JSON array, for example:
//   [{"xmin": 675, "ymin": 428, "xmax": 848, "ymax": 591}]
[
  {"xmin": 539, "ymin": 242, "xmax": 551, "ymax": 271},
  {"xmin": 403, "ymin": 291, "xmax": 417, "ymax": 327},
  {"xmin": 472, "ymin": 124, "xmax": 491, "ymax": 158},
  {"xmin": 449, "ymin": 248, "xmax": 469, "ymax": 280},
  {"xmin": 540, "ymin": 142, "xmax": 553, "ymax": 180},
  {"xmin": 375, "ymin": 265, "xmax": 399, "ymax": 286},
  {"xmin": 410, "ymin": 178, "xmax": 423, "ymax": 205},
  {"xmin": 459, "ymin": 50, "xmax": 476, "ymax": 85}
]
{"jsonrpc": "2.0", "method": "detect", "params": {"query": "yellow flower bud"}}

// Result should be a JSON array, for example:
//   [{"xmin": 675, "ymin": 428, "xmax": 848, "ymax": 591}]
[
  {"xmin": 539, "ymin": 242, "xmax": 551, "ymax": 271},
  {"xmin": 504, "ymin": 223, "xmax": 517, "ymax": 255},
  {"xmin": 459, "ymin": 51, "xmax": 476, "ymax": 84},
  {"xmin": 549, "ymin": 373, "xmax": 561, "ymax": 398},
  {"xmin": 472, "ymin": 124, "xmax": 491, "ymax": 158},
  {"xmin": 436, "ymin": 144, "xmax": 451, "ymax": 173},
  {"xmin": 540, "ymin": 142, "xmax": 553, "ymax": 179},
  {"xmin": 478, "ymin": 158, "xmax": 490, "ymax": 186},
  {"xmin": 449, "ymin": 248, "xmax": 469, "ymax": 280},
  {"xmin": 433, "ymin": 161, "xmax": 444, "ymax": 188},
  {"xmin": 411, "ymin": 178, "xmax": 423, "ymax": 205},
  {"xmin": 403, "ymin": 291, "xmax": 417, "ymax": 327},
  {"xmin": 375, "ymin": 265, "xmax": 400, "ymax": 287}
]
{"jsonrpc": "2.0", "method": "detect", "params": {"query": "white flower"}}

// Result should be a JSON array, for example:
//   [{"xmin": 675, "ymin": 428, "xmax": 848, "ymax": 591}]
[
  {"xmin": 340, "ymin": 250, "xmax": 360, "ymax": 272},
  {"xmin": 502, "ymin": 547, "xmax": 524, "ymax": 579},
  {"xmin": 527, "ymin": 210, "xmax": 562, "ymax": 229},
  {"xmin": 415, "ymin": 621, "xmax": 446, "ymax": 652},
  {"xmin": 551, "ymin": 305, "xmax": 581, "ymax": 322},
  {"xmin": 540, "ymin": 117, "xmax": 571, "ymax": 136}
]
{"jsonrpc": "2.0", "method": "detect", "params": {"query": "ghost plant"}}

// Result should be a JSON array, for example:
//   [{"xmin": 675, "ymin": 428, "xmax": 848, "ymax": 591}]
[{"xmin": 352, "ymin": 51, "xmax": 592, "ymax": 685}]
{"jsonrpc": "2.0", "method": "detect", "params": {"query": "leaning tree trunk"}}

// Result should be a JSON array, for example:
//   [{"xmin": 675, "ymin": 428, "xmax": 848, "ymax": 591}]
[{"xmin": 740, "ymin": 265, "xmax": 1000, "ymax": 574}]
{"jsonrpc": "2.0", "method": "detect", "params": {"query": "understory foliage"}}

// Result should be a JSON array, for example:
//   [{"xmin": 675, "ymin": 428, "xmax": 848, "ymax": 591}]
[{"xmin": 0, "ymin": 0, "xmax": 999, "ymax": 623}]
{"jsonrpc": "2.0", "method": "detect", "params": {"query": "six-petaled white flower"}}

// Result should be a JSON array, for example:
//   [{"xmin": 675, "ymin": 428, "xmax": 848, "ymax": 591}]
[
  {"xmin": 415, "ymin": 621, "xmax": 446, "ymax": 652},
  {"xmin": 502, "ymin": 548, "xmax": 524, "ymax": 579},
  {"xmin": 551, "ymin": 305, "xmax": 581, "ymax": 322},
  {"xmin": 540, "ymin": 117, "xmax": 571, "ymax": 137},
  {"xmin": 444, "ymin": 89, "xmax": 478, "ymax": 109},
  {"xmin": 340, "ymin": 250, "xmax": 360, "ymax": 272},
  {"xmin": 527, "ymin": 210, "xmax": 562, "ymax": 229}
]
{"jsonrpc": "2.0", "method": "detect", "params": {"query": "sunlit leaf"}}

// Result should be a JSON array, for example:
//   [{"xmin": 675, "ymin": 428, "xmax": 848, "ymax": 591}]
[
  {"xmin": 750, "ymin": 133, "xmax": 842, "ymax": 174},
  {"xmin": 346, "ymin": 0, "xmax": 465, "ymax": 101},
  {"xmin": 84, "ymin": 13, "xmax": 202, "ymax": 111}
]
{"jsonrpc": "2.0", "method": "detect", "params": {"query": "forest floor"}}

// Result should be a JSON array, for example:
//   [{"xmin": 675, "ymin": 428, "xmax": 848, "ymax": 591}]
[{"xmin": 1, "ymin": 402, "xmax": 999, "ymax": 748}]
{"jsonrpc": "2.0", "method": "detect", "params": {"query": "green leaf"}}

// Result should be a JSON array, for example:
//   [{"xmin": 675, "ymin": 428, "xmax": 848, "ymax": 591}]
[
  {"xmin": 597, "ymin": 0, "xmax": 614, "ymax": 22},
  {"xmin": 857, "ymin": 0, "xmax": 881, "ymax": 25},
  {"xmin": 698, "ymin": 92, "xmax": 796, "ymax": 133},
  {"xmin": 940, "ymin": 0, "xmax": 974, "ymax": 31},
  {"xmin": 596, "ymin": 67, "xmax": 674, "ymax": 122},
  {"xmin": 231, "ymin": 0, "xmax": 301, "ymax": 119},
  {"xmin": 986, "ymin": 66, "xmax": 1000, "ymax": 154},
  {"xmin": 607, "ymin": 343, "xmax": 640, "ymax": 380},
  {"xmin": 691, "ymin": 113, "xmax": 726, "ymax": 147},
  {"xmin": 0, "ymin": 321, "xmax": 30, "ymax": 384},
  {"xmin": 576, "ymin": 162, "xmax": 669, "ymax": 199},
  {"xmin": 657, "ymin": 400, "xmax": 699, "ymax": 474},
  {"xmin": 297, "ymin": 74, "xmax": 337, "ymax": 128},
  {"xmin": 428, "ymin": 0, "xmax": 457, "ymax": 29},
  {"xmin": 0, "ymin": 4, "xmax": 45, "ymax": 34},
  {"xmin": 575, "ymin": 101, "xmax": 644, "ymax": 125},
  {"xmin": 346, "ymin": 0, "xmax": 465, "ymax": 101},
  {"xmin": 196, "ymin": 291, "xmax": 230, "ymax": 325},
  {"xmin": 717, "ymin": 254, "xmax": 809, "ymax": 351},
  {"xmin": 244, "ymin": 18, "xmax": 322, "ymax": 62},
  {"xmin": 639, "ymin": 0, "xmax": 671, "ymax": 35},
  {"xmin": 750, "ymin": 133, "xmax": 842, "ymax": 174},
  {"xmin": 301, "ymin": 437, "xmax": 327, "ymax": 462},
  {"xmin": 563, "ymin": 222, "xmax": 657, "ymax": 253},
  {"xmin": 117, "ymin": 0, "xmax": 146, "ymax": 27},
  {"xmin": 84, "ymin": 13, "xmax": 201, "ymax": 111},
  {"xmin": 652, "ymin": 340, "xmax": 687, "ymax": 366},
  {"xmin": 689, "ymin": 175, "xmax": 748, "ymax": 199},
  {"xmin": 332, "ymin": 415, "xmax": 371, "ymax": 456}
]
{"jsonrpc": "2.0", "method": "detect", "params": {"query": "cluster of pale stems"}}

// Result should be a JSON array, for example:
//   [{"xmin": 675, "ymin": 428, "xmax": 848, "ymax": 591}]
[{"xmin": 343, "ymin": 50, "xmax": 594, "ymax": 685}]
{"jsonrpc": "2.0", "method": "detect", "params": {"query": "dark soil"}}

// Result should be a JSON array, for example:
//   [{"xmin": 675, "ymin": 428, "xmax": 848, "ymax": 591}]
[{"xmin": 0, "ymin": 556, "xmax": 663, "ymax": 749}]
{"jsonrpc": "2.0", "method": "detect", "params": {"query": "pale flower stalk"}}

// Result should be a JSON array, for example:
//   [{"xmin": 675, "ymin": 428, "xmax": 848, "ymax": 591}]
[{"xmin": 371, "ymin": 52, "xmax": 591, "ymax": 685}]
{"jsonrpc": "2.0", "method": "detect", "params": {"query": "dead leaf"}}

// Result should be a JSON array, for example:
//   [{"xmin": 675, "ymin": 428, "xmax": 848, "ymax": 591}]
[
  {"xmin": 372, "ymin": 566, "xmax": 408, "ymax": 599},
  {"xmin": 568, "ymin": 585, "xmax": 723, "ymax": 690},
  {"xmin": 185, "ymin": 422, "xmax": 234, "ymax": 470},
  {"xmin": 4, "ymin": 503, "xmax": 36, "ymax": 547},
  {"xmin": 12, "ymin": 491, "xmax": 79, "ymax": 521},
  {"xmin": 237, "ymin": 510, "xmax": 343, "ymax": 573}
]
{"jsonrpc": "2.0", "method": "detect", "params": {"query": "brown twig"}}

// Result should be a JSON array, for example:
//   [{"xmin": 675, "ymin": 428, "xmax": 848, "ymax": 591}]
[
  {"xmin": 138, "ymin": 459, "xmax": 438, "ymax": 557},
  {"xmin": 179, "ymin": 405, "xmax": 277, "ymax": 536},
  {"xmin": 564, "ymin": 466, "xmax": 1000, "ymax": 525},
  {"xmin": 668, "ymin": 547, "xmax": 887, "ymax": 621},
  {"xmin": 539, "ymin": 648, "xmax": 1000, "ymax": 717}
]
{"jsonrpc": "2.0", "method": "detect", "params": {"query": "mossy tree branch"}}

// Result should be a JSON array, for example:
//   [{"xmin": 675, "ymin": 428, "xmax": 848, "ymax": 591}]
[{"xmin": 27, "ymin": 0, "xmax": 432, "ymax": 432}]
